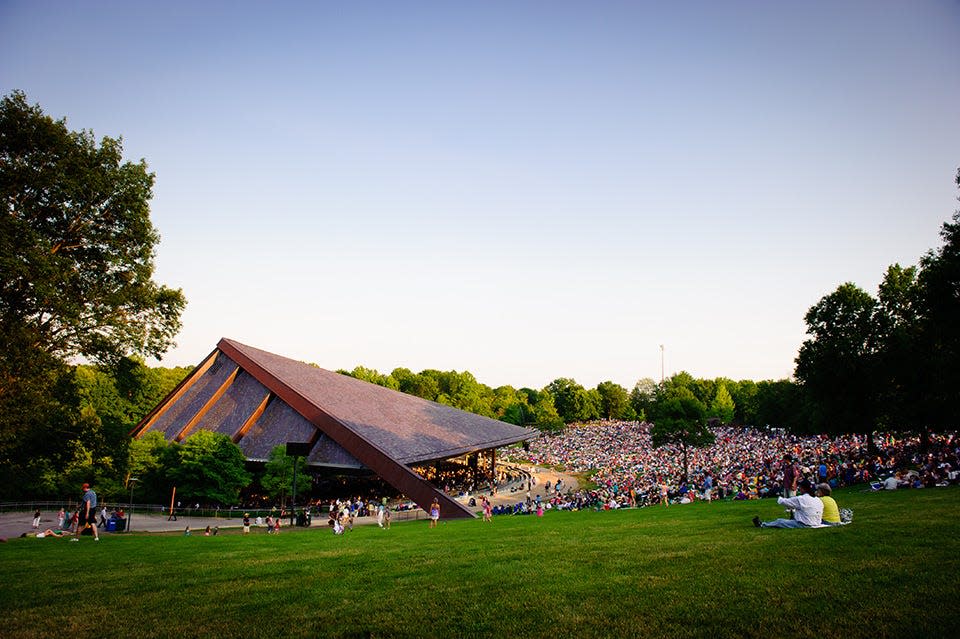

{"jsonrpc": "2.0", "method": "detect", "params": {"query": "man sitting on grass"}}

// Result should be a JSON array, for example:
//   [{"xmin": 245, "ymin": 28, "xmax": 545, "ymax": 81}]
[{"xmin": 753, "ymin": 479, "xmax": 823, "ymax": 529}]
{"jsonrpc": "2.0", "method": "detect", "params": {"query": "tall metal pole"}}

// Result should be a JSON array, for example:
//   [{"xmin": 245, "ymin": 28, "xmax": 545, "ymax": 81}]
[
  {"xmin": 128, "ymin": 477, "xmax": 138, "ymax": 533},
  {"xmin": 660, "ymin": 344, "xmax": 664, "ymax": 384},
  {"xmin": 290, "ymin": 456, "xmax": 298, "ymax": 528}
]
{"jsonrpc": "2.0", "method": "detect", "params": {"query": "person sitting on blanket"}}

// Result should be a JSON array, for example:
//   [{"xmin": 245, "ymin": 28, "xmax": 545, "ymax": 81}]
[
  {"xmin": 817, "ymin": 483, "xmax": 842, "ymax": 526},
  {"xmin": 753, "ymin": 479, "xmax": 823, "ymax": 529}
]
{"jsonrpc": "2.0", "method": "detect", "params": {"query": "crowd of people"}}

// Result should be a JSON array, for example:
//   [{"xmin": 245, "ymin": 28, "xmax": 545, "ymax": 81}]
[
  {"xmin": 502, "ymin": 420, "xmax": 960, "ymax": 513},
  {"xmin": 18, "ymin": 421, "xmax": 956, "ymax": 538}
]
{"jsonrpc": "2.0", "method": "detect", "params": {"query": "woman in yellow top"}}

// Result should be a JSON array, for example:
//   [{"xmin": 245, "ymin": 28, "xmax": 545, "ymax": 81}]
[{"xmin": 817, "ymin": 483, "xmax": 841, "ymax": 525}]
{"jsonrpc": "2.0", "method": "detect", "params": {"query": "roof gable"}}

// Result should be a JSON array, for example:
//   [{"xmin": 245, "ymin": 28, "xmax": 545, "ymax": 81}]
[{"xmin": 133, "ymin": 338, "xmax": 536, "ymax": 519}]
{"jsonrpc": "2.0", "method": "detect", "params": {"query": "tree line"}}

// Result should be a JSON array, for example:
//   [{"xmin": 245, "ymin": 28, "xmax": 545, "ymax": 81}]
[
  {"xmin": 795, "ymin": 176, "xmax": 960, "ymax": 444},
  {"xmin": 2, "ymin": 90, "xmax": 957, "ymax": 504}
]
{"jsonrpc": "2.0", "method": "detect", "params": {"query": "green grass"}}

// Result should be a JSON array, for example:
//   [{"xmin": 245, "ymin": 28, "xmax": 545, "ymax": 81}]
[{"xmin": 2, "ymin": 488, "xmax": 959, "ymax": 639}]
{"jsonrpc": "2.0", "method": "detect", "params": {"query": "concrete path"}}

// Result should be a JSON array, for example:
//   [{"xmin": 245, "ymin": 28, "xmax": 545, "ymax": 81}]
[{"xmin": 0, "ymin": 465, "xmax": 581, "ymax": 541}]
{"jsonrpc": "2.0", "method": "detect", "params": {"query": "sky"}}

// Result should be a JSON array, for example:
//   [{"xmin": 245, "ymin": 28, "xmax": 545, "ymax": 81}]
[{"xmin": 2, "ymin": 1, "xmax": 959, "ymax": 391}]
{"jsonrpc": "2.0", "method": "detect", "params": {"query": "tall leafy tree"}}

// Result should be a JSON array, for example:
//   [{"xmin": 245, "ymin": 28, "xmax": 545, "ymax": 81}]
[
  {"xmin": 128, "ymin": 430, "xmax": 175, "ymax": 504},
  {"xmin": 595, "ymin": 381, "xmax": 631, "ymax": 419},
  {"xmin": 650, "ymin": 394, "xmax": 712, "ymax": 483},
  {"xmin": 546, "ymin": 378, "xmax": 600, "ymax": 423},
  {"xmin": 0, "ymin": 91, "xmax": 185, "ymax": 489},
  {"xmin": 794, "ymin": 283, "xmax": 881, "ymax": 438},
  {"xmin": 0, "ymin": 90, "xmax": 186, "ymax": 371},
  {"xmin": 630, "ymin": 377, "xmax": 657, "ymax": 421},
  {"xmin": 709, "ymin": 383, "xmax": 736, "ymax": 424},
  {"xmin": 261, "ymin": 444, "xmax": 311, "ymax": 506},
  {"xmin": 874, "ymin": 263, "xmax": 924, "ymax": 432},
  {"xmin": 520, "ymin": 388, "xmax": 564, "ymax": 432},
  {"xmin": 913, "ymin": 174, "xmax": 960, "ymax": 431},
  {"xmin": 391, "ymin": 367, "xmax": 440, "ymax": 400},
  {"xmin": 729, "ymin": 380, "xmax": 758, "ymax": 426},
  {"xmin": 754, "ymin": 380, "xmax": 806, "ymax": 433},
  {"xmin": 168, "ymin": 431, "xmax": 251, "ymax": 505}
]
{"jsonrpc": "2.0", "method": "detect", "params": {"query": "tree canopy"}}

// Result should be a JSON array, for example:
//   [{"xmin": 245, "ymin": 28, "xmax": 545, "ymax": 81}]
[
  {"xmin": 0, "ymin": 90, "xmax": 186, "ymax": 369},
  {"xmin": 795, "ymin": 282, "xmax": 881, "ymax": 436},
  {"xmin": 168, "ymin": 431, "xmax": 251, "ymax": 506},
  {"xmin": 649, "ymin": 393, "xmax": 713, "ymax": 483},
  {"xmin": 0, "ymin": 90, "xmax": 186, "ymax": 496},
  {"xmin": 794, "ymin": 168, "xmax": 960, "ymax": 440},
  {"xmin": 261, "ymin": 444, "xmax": 312, "ymax": 505}
]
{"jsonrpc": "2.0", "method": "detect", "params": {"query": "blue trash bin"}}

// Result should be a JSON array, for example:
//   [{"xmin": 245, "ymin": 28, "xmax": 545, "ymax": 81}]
[{"xmin": 106, "ymin": 519, "xmax": 116, "ymax": 532}]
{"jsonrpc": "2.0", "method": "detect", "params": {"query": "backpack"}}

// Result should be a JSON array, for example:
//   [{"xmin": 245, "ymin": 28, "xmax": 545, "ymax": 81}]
[{"xmin": 839, "ymin": 508, "xmax": 854, "ymax": 524}]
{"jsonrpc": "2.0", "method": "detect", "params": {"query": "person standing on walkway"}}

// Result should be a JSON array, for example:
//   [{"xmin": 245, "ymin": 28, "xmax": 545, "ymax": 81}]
[
  {"xmin": 32, "ymin": 509, "xmax": 41, "ymax": 529},
  {"xmin": 72, "ymin": 482, "xmax": 99, "ymax": 542},
  {"xmin": 429, "ymin": 498, "xmax": 440, "ymax": 528}
]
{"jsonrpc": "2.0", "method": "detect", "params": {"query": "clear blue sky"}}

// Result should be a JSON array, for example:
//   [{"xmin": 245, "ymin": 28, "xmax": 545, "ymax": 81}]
[{"xmin": 3, "ymin": 1, "xmax": 958, "ymax": 390}]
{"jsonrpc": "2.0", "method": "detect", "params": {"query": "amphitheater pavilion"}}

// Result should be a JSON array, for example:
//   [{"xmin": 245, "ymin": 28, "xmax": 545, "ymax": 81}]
[{"xmin": 130, "ymin": 338, "xmax": 537, "ymax": 519}]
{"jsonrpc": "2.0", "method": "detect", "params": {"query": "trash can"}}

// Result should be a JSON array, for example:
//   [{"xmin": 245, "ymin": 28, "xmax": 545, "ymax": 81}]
[{"xmin": 106, "ymin": 519, "xmax": 116, "ymax": 532}]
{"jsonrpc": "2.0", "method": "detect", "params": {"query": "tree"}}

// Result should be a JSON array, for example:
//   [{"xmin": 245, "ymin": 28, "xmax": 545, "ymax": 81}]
[
  {"xmin": 261, "ymin": 444, "xmax": 311, "ymax": 506},
  {"xmin": 491, "ymin": 386, "xmax": 528, "ymax": 425},
  {"xmin": 0, "ymin": 90, "xmax": 186, "ymax": 371},
  {"xmin": 729, "ymin": 380, "xmax": 758, "ymax": 426},
  {"xmin": 913, "ymin": 175, "xmax": 960, "ymax": 431},
  {"xmin": 709, "ymin": 383, "xmax": 736, "ymax": 424},
  {"xmin": 128, "ymin": 430, "xmax": 175, "ymax": 504},
  {"xmin": 595, "ymin": 381, "xmax": 630, "ymax": 419},
  {"xmin": 546, "ymin": 378, "xmax": 600, "ymax": 423},
  {"xmin": 520, "ymin": 388, "xmax": 564, "ymax": 432},
  {"xmin": 630, "ymin": 377, "xmax": 657, "ymax": 421},
  {"xmin": 391, "ymin": 367, "xmax": 440, "ymax": 400},
  {"xmin": 168, "ymin": 431, "xmax": 251, "ymax": 505},
  {"xmin": 0, "ymin": 91, "xmax": 186, "ymax": 487},
  {"xmin": 649, "ymin": 394, "xmax": 713, "ymax": 483},
  {"xmin": 754, "ymin": 380, "xmax": 806, "ymax": 433},
  {"xmin": 342, "ymin": 366, "xmax": 398, "ymax": 390},
  {"xmin": 873, "ymin": 263, "xmax": 925, "ymax": 433},
  {"xmin": 794, "ymin": 283, "xmax": 881, "ymax": 438}
]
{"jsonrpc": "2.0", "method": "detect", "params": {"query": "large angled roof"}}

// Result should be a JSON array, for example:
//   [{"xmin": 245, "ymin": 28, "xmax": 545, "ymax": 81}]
[{"xmin": 132, "ymin": 338, "xmax": 536, "ymax": 518}]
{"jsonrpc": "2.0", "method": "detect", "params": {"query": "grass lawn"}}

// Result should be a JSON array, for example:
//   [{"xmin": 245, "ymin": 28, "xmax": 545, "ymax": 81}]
[{"xmin": 1, "ymin": 487, "xmax": 958, "ymax": 638}]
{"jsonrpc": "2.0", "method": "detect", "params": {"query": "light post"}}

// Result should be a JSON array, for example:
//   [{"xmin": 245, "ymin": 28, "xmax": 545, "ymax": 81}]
[
  {"xmin": 127, "ymin": 477, "xmax": 138, "ymax": 533},
  {"xmin": 290, "ymin": 456, "xmax": 299, "ymax": 528},
  {"xmin": 660, "ymin": 344, "xmax": 664, "ymax": 384},
  {"xmin": 285, "ymin": 442, "xmax": 312, "ymax": 527}
]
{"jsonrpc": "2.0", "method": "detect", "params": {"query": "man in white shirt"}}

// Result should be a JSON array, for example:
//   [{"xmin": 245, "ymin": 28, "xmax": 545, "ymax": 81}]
[
  {"xmin": 883, "ymin": 474, "xmax": 900, "ymax": 490},
  {"xmin": 753, "ymin": 480, "xmax": 824, "ymax": 528}
]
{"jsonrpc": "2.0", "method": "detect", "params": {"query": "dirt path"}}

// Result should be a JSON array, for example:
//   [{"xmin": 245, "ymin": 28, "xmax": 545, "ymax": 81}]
[{"xmin": 459, "ymin": 464, "xmax": 581, "ymax": 508}]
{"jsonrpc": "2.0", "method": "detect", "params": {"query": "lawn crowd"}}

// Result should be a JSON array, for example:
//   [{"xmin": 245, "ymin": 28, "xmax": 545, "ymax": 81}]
[{"xmin": 502, "ymin": 421, "xmax": 960, "ymax": 512}]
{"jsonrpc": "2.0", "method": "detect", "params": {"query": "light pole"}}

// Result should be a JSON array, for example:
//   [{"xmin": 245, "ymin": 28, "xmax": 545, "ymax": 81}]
[
  {"xmin": 127, "ymin": 477, "xmax": 138, "ymax": 533},
  {"xmin": 660, "ymin": 344, "xmax": 664, "ymax": 384},
  {"xmin": 285, "ymin": 442, "xmax": 312, "ymax": 527},
  {"xmin": 290, "ymin": 455, "xmax": 299, "ymax": 528}
]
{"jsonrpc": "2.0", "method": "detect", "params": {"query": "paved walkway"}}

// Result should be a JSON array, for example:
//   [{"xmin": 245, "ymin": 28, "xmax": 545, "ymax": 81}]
[{"xmin": 0, "ymin": 465, "xmax": 580, "ymax": 541}]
